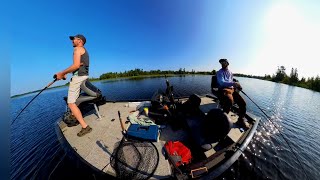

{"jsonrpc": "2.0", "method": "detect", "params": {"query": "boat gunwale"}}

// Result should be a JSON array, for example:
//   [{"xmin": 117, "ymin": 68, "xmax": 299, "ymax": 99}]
[{"xmin": 198, "ymin": 116, "xmax": 260, "ymax": 179}]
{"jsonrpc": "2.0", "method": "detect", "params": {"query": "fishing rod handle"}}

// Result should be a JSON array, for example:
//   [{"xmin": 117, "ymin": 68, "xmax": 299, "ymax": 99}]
[
  {"xmin": 53, "ymin": 74, "xmax": 66, "ymax": 80},
  {"xmin": 118, "ymin": 111, "xmax": 126, "ymax": 132}
]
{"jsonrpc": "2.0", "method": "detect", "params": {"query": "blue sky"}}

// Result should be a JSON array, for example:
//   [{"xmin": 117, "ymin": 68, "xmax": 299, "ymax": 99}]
[{"xmin": 9, "ymin": 0, "xmax": 320, "ymax": 96}]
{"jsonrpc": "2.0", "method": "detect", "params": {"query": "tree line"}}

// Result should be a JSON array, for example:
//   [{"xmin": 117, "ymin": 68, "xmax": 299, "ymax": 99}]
[
  {"xmin": 97, "ymin": 68, "xmax": 213, "ymax": 80},
  {"xmin": 97, "ymin": 66, "xmax": 319, "ymax": 92},
  {"xmin": 234, "ymin": 66, "xmax": 320, "ymax": 92},
  {"xmin": 12, "ymin": 66, "xmax": 319, "ymax": 98}
]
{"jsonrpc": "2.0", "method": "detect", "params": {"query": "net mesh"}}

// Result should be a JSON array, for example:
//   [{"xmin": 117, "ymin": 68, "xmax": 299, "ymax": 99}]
[{"xmin": 111, "ymin": 139, "xmax": 159, "ymax": 180}]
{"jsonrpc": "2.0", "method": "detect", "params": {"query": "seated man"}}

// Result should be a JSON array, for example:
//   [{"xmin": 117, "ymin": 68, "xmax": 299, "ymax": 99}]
[{"xmin": 216, "ymin": 58, "xmax": 249, "ymax": 129}]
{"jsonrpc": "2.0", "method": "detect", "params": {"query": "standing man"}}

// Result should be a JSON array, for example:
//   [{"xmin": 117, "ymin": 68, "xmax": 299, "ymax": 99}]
[
  {"xmin": 55, "ymin": 34, "xmax": 92, "ymax": 137},
  {"xmin": 216, "ymin": 58, "xmax": 249, "ymax": 129}
]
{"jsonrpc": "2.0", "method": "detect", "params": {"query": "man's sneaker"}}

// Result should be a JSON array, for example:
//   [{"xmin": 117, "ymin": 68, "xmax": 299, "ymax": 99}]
[
  {"xmin": 77, "ymin": 125, "xmax": 92, "ymax": 137},
  {"xmin": 235, "ymin": 119, "xmax": 249, "ymax": 130}
]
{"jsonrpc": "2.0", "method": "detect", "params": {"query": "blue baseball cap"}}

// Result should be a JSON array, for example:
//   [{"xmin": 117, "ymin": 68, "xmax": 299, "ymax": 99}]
[
  {"xmin": 69, "ymin": 34, "xmax": 86, "ymax": 44},
  {"xmin": 219, "ymin": 59, "xmax": 229, "ymax": 65}
]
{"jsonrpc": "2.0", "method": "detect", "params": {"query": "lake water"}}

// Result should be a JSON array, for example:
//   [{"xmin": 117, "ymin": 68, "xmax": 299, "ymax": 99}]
[{"xmin": 10, "ymin": 75, "xmax": 320, "ymax": 180}]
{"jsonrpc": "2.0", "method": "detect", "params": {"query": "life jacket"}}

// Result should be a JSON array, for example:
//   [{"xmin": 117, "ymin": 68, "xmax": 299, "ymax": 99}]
[{"xmin": 165, "ymin": 141, "xmax": 192, "ymax": 167}]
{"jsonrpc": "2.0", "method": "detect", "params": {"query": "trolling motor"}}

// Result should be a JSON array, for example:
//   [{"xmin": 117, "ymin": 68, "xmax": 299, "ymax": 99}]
[
  {"xmin": 148, "ymin": 76, "xmax": 178, "ymax": 124},
  {"xmin": 165, "ymin": 77, "xmax": 176, "ymax": 109}
]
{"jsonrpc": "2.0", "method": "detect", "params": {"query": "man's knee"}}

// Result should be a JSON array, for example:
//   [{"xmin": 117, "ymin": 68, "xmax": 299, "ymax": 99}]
[
  {"xmin": 219, "ymin": 93, "xmax": 231, "ymax": 105},
  {"xmin": 224, "ymin": 94, "xmax": 233, "ymax": 105},
  {"xmin": 68, "ymin": 103, "xmax": 77, "ymax": 108},
  {"xmin": 238, "ymin": 96, "xmax": 246, "ymax": 107},
  {"xmin": 242, "ymin": 100, "xmax": 247, "ymax": 107}
]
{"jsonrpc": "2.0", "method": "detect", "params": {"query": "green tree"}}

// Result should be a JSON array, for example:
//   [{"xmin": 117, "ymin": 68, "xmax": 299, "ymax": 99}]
[
  {"xmin": 289, "ymin": 68, "xmax": 299, "ymax": 84},
  {"xmin": 264, "ymin": 74, "xmax": 272, "ymax": 80},
  {"xmin": 273, "ymin": 66, "xmax": 287, "ymax": 82}
]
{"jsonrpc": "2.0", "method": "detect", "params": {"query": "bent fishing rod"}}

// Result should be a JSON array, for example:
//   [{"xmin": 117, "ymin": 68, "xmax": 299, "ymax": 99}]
[
  {"xmin": 240, "ymin": 90, "xmax": 310, "ymax": 180},
  {"xmin": 12, "ymin": 75, "xmax": 65, "ymax": 125}
]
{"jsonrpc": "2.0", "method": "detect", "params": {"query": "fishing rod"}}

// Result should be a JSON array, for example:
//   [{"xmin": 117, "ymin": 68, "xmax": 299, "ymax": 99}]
[
  {"xmin": 241, "ymin": 91, "xmax": 272, "ymax": 120},
  {"xmin": 241, "ymin": 90, "xmax": 310, "ymax": 180},
  {"xmin": 12, "ymin": 75, "xmax": 65, "ymax": 125}
]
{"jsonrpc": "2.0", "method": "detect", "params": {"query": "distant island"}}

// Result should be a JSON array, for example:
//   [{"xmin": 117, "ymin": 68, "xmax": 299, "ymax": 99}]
[{"xmin": 11, "ymin": 66, "xmax": 320, "ymax": 98}]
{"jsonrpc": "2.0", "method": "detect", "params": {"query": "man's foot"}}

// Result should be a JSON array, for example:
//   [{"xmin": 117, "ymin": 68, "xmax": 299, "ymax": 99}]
[
  {"xmin": 235, "ymin": 118, "xmax": 249, "ymax": 130},
  {"xmin": 77, "ymin": 125, "xmax": 92, "ymax": 137}
]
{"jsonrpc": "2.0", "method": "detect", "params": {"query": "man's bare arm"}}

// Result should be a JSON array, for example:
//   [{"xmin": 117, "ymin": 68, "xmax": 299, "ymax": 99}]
[
  {"xmin": 61, "ymin": 47, "xmax": 82, "ymax": 75},
  {"xmin": 55, "ymin": 47, "xmax": 82, "ymax": 80}
]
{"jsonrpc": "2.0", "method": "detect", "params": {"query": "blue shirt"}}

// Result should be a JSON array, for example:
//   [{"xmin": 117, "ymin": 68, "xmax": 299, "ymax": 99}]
[{"xmin": 216, "ymin": 68, "xmax": 234, "ymax": 88}]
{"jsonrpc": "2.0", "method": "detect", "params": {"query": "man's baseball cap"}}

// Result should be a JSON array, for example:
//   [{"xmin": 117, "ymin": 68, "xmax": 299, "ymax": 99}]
[
  {"xmin": 69, "ymin": 34, "xmax": 86, "ymax": 44},
  {"xmin": 219, "ymin": 58, "xmax": 229, "ymax": 65}
]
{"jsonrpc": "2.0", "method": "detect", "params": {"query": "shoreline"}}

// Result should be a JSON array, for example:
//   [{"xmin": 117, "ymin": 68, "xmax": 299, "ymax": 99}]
[
  {"xmin": 10, "ymin": 74, "xmax": 200, "ymax": 98},
  {"xmin": 11, "ymin": 73, "xmax": 319, "ymax": 98}
]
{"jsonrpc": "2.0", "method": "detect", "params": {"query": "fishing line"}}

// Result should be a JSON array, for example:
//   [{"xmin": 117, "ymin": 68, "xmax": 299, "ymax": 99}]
[
  {"xmin": 241, "ymin": 90, "xmax": 310, "ymax": 180},
  {"xmin": 48, "ymin": 151, "xmax": 67, "ymax": 180},
  {"xmin": 32, "ymin": 143, "xmax": 62, "ymax": 178}
]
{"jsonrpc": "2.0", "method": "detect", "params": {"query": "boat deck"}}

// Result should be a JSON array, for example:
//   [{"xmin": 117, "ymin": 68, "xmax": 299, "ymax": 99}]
[{"xmin": 57, "ymin": 96, "xmax": 245, "ymax": 179}]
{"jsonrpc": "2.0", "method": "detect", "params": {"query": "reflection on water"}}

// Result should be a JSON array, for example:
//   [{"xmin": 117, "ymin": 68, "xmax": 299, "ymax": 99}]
[
  {"xmin": 232, "ymin": 78, "xmax": 320, "ymax": 180},
  {"xmin": 11, "ymin": 75, "xmax": 320, "ymax": 180}
]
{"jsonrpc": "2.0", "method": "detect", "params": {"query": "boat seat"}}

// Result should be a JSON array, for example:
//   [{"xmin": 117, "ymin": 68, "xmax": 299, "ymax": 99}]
[
  {"xmin": 185, "ymin": 108, "xmax": 232, "ymax": 156},
  {"xmin": 63, "ymin": 79, "xmax": 105, "ymax": 120},
  {"xmin": 211, "ymin": 75, "xmax": 223, "ymax": 108}
]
